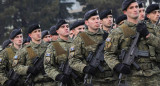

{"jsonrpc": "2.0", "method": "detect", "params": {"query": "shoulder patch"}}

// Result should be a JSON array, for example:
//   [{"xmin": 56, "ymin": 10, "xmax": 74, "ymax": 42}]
[
  {"xmin": 105, "ymin": 38, "xmax": 112, "ymax": 49},
  {"xmin": 106, "ymin": 38, "xmax": 111, "ymax": 42},
  {"xmin": 70, "ymin": 46, "xmax": 75, "ymax": 51},
  {"xmin": 46, "ymin": 53, "xmax": 51, "ymax": 57},
  {"xmin": 14, "ymin": 55, "xmax": 18, "ymax": 59}
]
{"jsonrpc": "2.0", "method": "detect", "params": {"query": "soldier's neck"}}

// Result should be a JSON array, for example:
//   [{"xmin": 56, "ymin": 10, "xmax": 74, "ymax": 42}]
[
  {"xmin": 103, "ymin": 26, "xmax": 110, "ymax": 33},
  {"xmin": 127, "ymin": 18, "xmax": 138, "ymax": 24},
  {"xmin": 32, "ymin": 40, "xmax": 41, "ymax": 44},
  {"xmin": 59, "ymin": 35, "xmax": 68, "ymax": 41},
  {"xmin": 14, "ymin": 44, "xmax": 22, "ymax": 49},
  {"xmin": 88, "ymin": 27, "xmax": 99, "ymax": 33}
]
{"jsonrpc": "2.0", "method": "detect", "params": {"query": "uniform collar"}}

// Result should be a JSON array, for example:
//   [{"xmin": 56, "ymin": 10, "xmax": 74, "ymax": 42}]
[
  {"xmin": 57, "ymin": 37, "xmax": 72, "ymax": 43},
  {"xmin": 30, "ymin": 41, "xmax": 41, "ymax": 48},
  {"xmin": 124, "ymin": 20, "xmax": 137, "ymax": 27},
  {"xmin": 85, "ymin": 28, "xmax": 104, "ymax": 35}
]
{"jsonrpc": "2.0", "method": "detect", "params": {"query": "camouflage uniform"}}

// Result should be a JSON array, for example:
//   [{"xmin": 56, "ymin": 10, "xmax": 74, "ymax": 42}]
[
  {"xmin": 69, "ymin": 29, "xmax": 117, "ymax": 86},
  {"xmin": 0, "ymin": 45, "xmax": 25, "ymax": 86},
  {"xmin": 13, "ymin": 41, "xmax": 54, "ymax": 86},
  {"xmin": 104, "ymin": 20, "xmax": 160, "ymax": 86},
  {"xmin": 44, "ymin": 37, "xmax": 80, "ymax": 86}
]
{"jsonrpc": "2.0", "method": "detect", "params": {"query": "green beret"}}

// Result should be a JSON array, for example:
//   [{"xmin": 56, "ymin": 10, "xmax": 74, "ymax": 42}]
[
  {"xmin": 9, "ymin": 29, "xmax": 22, "ymax": 39},
  {"xmin": 84, "ymin": 9, "xmax": 99, "ymax": 20},
  {"xmin": 122, "ymin": 0, "xmax": 137, "ymax": 11},
  {"xmin": 100, "ymin": 9, "xmax": 112, "ymax": 20},
  {"xmin": 70, "ymin": 20, "xmax": 84, "ymax": 30},
  {"xmin": 28, "ymin": 24, "xmax": 41, "ymax": 34}
]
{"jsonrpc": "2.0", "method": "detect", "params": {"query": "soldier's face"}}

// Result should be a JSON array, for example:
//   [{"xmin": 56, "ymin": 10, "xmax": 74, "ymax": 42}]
[
  {"xmin": 69, "ymin": 30, "xmax": 74, "ymax": 38},
  {"xmin": 12, "ymin": 34, "xmax": 23, "ymax": 46},
  {"xmin": 147, "ymin": 10, "xmax": 160, "ymax": 23},
  {"xmin": 124, "ymin": 2, "xmax": 139, "ymax": 20},
  {"xmin": 73, "ymin": 25, "xmax": 85, "ymax": 36},
  {"xmin": 29, "ymin": 29, "xmax": 41, "ymax": 41},
  {"xmin": 101, "ymin": 15, "xmax": 113, "ymax": 27},
  {"xmin": 85, "ymin": 15, "xmax": 100, "ymax": 30},
  {"xmin": 138, "ymin": 8, "xmax": 145, "ymax": 21},
  {"xmin": 43, "ymin": 35, "xmax": 51, "ymax": 43},
  {"xmin": 57, "ymin": 24, "xmax": 70, "ymax": 37}
]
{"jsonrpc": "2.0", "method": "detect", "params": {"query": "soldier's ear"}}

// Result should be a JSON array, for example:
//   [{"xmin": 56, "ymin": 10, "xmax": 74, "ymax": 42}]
[
  {"xmin": 85, "ymin": 20, "xmax": 89, "ymax": 26},
  {"xmin": 146, "ymin": 14, "xmax": 150, "ymax": 19},
  {"xmin": 123, "ymin": 10, "xmax": 127, "ymax": 15}
]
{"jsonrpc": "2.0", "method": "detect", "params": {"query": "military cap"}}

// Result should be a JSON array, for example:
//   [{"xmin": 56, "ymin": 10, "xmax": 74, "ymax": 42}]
[
  {"xmin": 41, "ymin": 30, "xmax": 50, "ymax": 39},
  {"xmin": 122, "ymin": 0, "xmax": 137, "ymax": 11},
  {"xmin": 138, "ymin": 1, "xmax": 145, "ymax": 8},
  {"xmin": 84, "ymin": 9, "xmax": 99, "ymax": 20},
  {"xmin": 146, "ymin": 4, "xmax": 159, "ymax": 14},
  {"xmin": 28, "ymin": 24, "xmax": 41, "ymax": 34},
  {"xmin": 50, "ymin": 25, "xmax": 58, "ymax": 35},
  {"xmin": 55, "ymin": 19, "xmax": 68, "ymax": 30},
  {"xmin": 99, "ymin": 9, "xmax": 112, "ymax": 20},
  {"xmin": 116, "ymin": 14, "xmax": 127, "ymax": 24},
  {"xmin": 2, "ymin": 40, "xmax": 12, "ymax": 50},
  {"xmin": 70, "ymin": 20, "xmax": 84, "ymax": 30},
  {"xmin": 9, "ymin": 29, "xmax": 22, "ymax": 39}
]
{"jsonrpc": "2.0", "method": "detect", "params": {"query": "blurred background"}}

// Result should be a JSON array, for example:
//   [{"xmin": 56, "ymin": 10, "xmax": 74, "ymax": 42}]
[{"xmin": 0, "ymin": 0, "xmax": 160, "ymax": 47}]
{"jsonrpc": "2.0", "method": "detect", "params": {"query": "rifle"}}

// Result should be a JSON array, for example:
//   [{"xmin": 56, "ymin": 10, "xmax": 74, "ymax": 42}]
[
  {"xmin": 84, "ymin": 41, "xmax": 105, "ymax": 86},
  {"xmin": 59, "ymin": 60, "xmax": 78, "ymax": 86},
  {"xmin": 25, "ymin": 55, "xmax": 45, "ymax": 86},
  {"xmin": 118, "ymin": 32, "xmax": 149, "ymax": 86},
  {"xmin": 6, "ymin": 69, "xmax": 20, "ymax": 86}
]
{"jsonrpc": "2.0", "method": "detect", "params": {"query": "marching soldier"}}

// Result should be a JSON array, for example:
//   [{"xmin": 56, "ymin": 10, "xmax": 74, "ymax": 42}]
[
  {"xmin": 104, "ymin": 0, "xmax": 160, "ymax": 86},
  {"xmin": 69, "ymin": 9, "xmax": 117, "ymax": 86},
  {"xmin": 41, "ymin": 30, "xmax": 51, "ymax": 43},
  {"xmin": 138, "ymin": 1, "xmax": 145, "ymax": 21},
  {"xmin": 12, "ymin": 24, "xmax": 54, "ymax": 86},
  {"xmin": 70, "ymin": 20, "xmax": 85, "ymax": 39},
  {"xmin": 44, "ymin": 20, "xmax": 79, "ymax": 86},
  {"xmin": 0, "ymin": 29, "xmax": 23, "ymax": 86},
  {"xmin": 49, "ymin": 25, "xmax": 59, "ymax": 41}
]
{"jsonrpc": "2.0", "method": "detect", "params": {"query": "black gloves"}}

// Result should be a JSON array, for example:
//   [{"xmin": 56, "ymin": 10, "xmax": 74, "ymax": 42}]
[
  {"xmin": 4, "ymin": 80, "xmax": 16, "ymax": 86},
  {"xmin": 83, "ymin": 65, "xmax": 96, "ymax": 75},
  {"xmin": 136, "ymin": 22, "xmax": 149, "ymax": 38},
  {"xmin": 27, "ymin": 66, "xmax": 38, "ymax": 75},
  {"xmin": 114, "ymin": 63, "xmax": 131, "ymax": 74},
  {"xmin": 55, "ymin": 74, "xmax": 70, "ymax": 84}
]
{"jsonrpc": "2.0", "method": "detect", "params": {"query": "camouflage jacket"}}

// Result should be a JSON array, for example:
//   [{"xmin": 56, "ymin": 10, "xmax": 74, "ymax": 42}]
[
  {"xmin": 104, "ymin": 20, "xmax": 160, "ymax": 76},
  {"xmin": 44, "ymin": 37, "xmax": 72, "ymax": 80}
]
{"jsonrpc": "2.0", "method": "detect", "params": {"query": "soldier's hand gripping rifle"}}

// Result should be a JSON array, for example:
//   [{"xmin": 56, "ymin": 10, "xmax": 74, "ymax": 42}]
[
  {"xmin": 6, "ymin": 69, "xmax": 20, "ymax": 86},
  {"xmin": 84, "ymin": 41, "xmax": 105, "ymax": 86},
  {"xmin": 118, "ymin": 32, "xmax": 149, "ymax": 86},
  {"xmin": 59, "ymin": 60, "xmax": 78, "ymax": 86},
  {"xmin": 25, "ymin": 54, "xmax": 45, "ymax": 86}
]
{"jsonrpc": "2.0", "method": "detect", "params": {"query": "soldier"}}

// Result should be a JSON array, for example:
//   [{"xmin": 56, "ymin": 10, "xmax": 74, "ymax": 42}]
[
  {"xmin": 69, "ymin": 9, "xmax": 117, "ymax": 86},
  {"xmin": 100, "ymin": 9, "xmax": 114, "ymax": 33},
  {"xmin": 146, "ymin": 4, "xmax": 160, "ymax": 25},
  {"xmin": 0, "ymin": 29, "xmax": 23, "ymax": 86},
  {"xmin": 41, "ymin": 30, "xmax": 51, "ymax": 43},
  {"xmin": 138, "ymin": 1, "xmax": 145, "ymax": 21},
  {"xmin": 2, "ymin": 39, "xmax": 12, "ymax": 50},
  {"xmin": 49, "ymin": 25, "xmax": 59, "ymax": 41},
  {"xmin": 104, "ymin": 0, "xmax": 160, "ymax": 86},
  {"xmin": 44, "ymin": 19, "xmax": 79, "ymax": 86},
  {"xmin": 70, "ymin": 20, "xmax": 85, "ymax": 39},
  {"xmin": 115, "ymin": 14, "xmax": 127, "ymax": 26},
  {"xmin": 12, "ymin": 24, "xmax": 54, "ymax": 86}
]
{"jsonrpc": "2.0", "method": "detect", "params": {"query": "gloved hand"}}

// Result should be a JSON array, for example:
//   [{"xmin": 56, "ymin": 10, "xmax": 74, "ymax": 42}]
[
  {"xmin": 55, "ymin": 74, "xmax": 70, "ymax": 84},
  {"xmin": 83, "ymin": 65, "xmax": 96, "ymax": 75},
  {"xmin": 136, "ymin": 22, "xmax": 149, "ymax": 38},
  {"xmin": 4, "ymin": 80, "xmax": 16, "ymax": 86},
  {"xmin": 27, "ymin": 66, "xmax": 38, "ymax": 75},
  {"xmin": 114, "ymin": 63, "xmax": 131, "ymax": 74}
]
